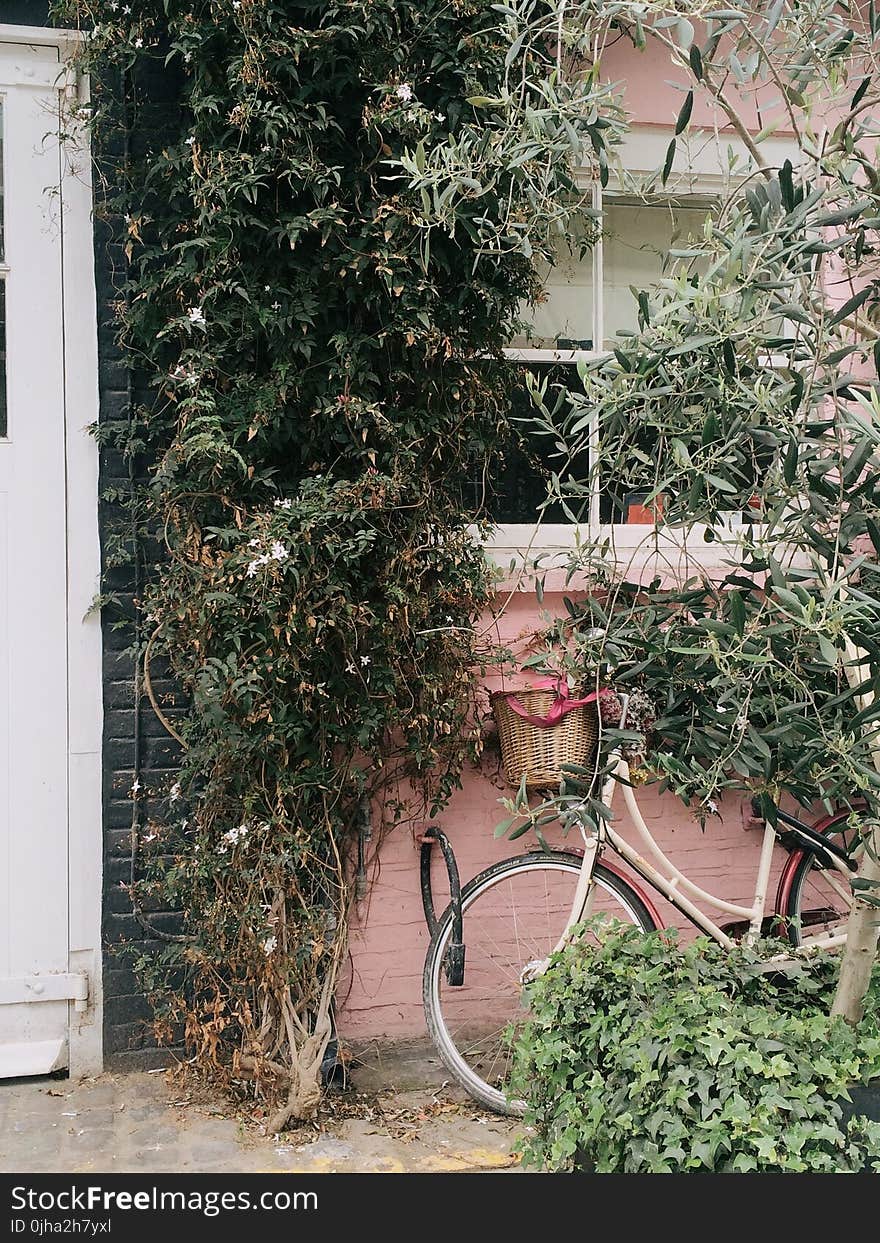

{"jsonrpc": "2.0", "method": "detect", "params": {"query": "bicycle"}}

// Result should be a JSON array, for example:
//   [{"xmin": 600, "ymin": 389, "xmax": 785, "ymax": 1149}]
[{"xmin": 418, "ymin": 693, "xmax": 862, "ymax": 1115}]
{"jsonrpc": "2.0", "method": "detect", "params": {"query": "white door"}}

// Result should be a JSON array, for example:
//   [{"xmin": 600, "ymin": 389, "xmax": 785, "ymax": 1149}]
[{"xmin": 0, "ymin": 39, "xmax": 78, "ymax": 1076}]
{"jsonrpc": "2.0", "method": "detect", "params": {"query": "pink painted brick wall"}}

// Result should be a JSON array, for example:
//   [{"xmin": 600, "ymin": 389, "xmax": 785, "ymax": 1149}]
[
  {"xmin": 339, "ymin": 596, "xmax": 786, "ymax": 1040},
  {"xmin": 339, "ymin": 760, "xmax": 781, "ymax": 1039}
]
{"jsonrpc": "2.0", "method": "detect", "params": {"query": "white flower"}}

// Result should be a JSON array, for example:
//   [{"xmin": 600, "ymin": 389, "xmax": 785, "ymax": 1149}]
[
  {"xmin": 345, "ymin": 662, "xmax": 356, "ymax": 674},
  {"xmin": 131, "ymin": 779, "xmax": 141, "ymax": 794},
  {"xmin": 134, "ymin": 37, "xmax": 143, "ymax": 49},
  {"xmin": 187, "ymin": 306, "xmax": 205, "ymax": 325},
  {"xmin": 184, "ymin": 136, "xmax": 196, "ymax": 147},
  {"xmin": 274, "ymin": 498, "xmax": 292, "ymax": 510},
  {"xmin": 360, "ymin": 655, "xmax": 371, "ymax": 667},
  {"xmin": 248, "ymin": 537, "xmax": 261, "ymax": 548},
  {"xmin": 221, "ymin": 823, "xmax": 249, "ymax": 847},
  {"xmin": 169, "ymin": 782, "xmax": 181, "ymax": 803},
  {"xmin": 271, "ymin": 301, "xmax": 281, "ymax": 311},
  {"xmin": 142, "ymin": 832, "xmax": 157, "ymax": 843},
  {"xmin": 706, "ymin": 800, "xmax": 719, "ymax": 815},
  {"xmin": 270, "ymin": 540, "xmax": 289, "ymax": 562},
  {"xmin": 396, "ymin": 83, "xmax": 414, "ymax": 102},
  {"xmin": 264, "ymin": 285, "xmax": 271, "ymax": 292},
  {"xmin": 262, "ymin": 936, "xmax": 278, "ymax": 955}
]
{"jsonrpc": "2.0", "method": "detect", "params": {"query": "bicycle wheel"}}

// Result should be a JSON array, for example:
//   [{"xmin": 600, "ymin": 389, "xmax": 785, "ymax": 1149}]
[
  {"xmin": 422, "ymin": 850, "xmax": 658, "ymax": 1115},
  {"xmin": 783, "ymin": 809, "xmax": 860, "ymax": 948}
]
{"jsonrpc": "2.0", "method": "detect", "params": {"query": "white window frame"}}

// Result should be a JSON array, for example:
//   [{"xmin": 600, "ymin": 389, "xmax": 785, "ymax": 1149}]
[{"xmin": 484, "ymin": 125, "xmax": 801, "ymax": 570}]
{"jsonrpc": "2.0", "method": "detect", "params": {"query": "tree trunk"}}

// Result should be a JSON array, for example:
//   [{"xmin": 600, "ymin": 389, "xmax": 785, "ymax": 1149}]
[
  {"xmin": 830, "ymin": 829, "xmax": 880, "ymax": 1023},
  {"xmin": 832, "ymin": 635, "xmax": 880, "ymax": 1022}
]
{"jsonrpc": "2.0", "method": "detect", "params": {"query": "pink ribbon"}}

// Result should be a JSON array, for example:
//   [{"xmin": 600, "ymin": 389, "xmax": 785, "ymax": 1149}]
[{"xmin": 500, "ymin": 677, "xmax": 599, "ymax": 729}]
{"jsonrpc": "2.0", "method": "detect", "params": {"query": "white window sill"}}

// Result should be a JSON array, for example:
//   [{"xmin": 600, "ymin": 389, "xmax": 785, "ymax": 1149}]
[{"xmin": 478, "ymin": 521, "xmax": 751, "ymax": 587}]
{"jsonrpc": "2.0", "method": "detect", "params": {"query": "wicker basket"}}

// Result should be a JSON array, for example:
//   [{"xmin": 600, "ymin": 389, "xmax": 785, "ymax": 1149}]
[{"xmin": 491, "ymin": 685, "xmax": 599, "ymax": 790}]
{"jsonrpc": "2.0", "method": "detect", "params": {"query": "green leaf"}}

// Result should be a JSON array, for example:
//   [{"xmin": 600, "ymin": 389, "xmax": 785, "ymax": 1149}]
[
  {"xmin": 851, "ymin": 76, "xmax": 871, "ymax": 110},
  {"xmin": 675, "ymin": 90, "xmax": 694, "ymax": 135},
  {"xmin": 779, "ymin": 159, "xmax": 794, "ymax": 212},
  {"xmin": 830, "ymin": 284, "xmax": 874, "ymax": 326},
  {"xmin": 765, "ymin": 0, "xmax": 784, "ymax": 35},
  {"xmin": 783, "ymin": 437, "xmax": 798, "ymax": 485},
  {"xmin": 689, "ymin": 44, "xmax": 703, "ymax": 80},
  {"xmin": 721, "ymin": 338, "xmax": 737, "ymax": 375},
  {"xmin": 866, "ymin": 517, "xmax": 880, "ymax": 554},
  {"xmin": 814, "ymin": 200, "xmax": 873, "ymax": 227},
  {"xmin": 662, "ymin": 138, "xmax": 676, "ymax": 185},
  {"xmin": 788, "ymin": 369, "xmax": 804, "ymax": 414},
  {"xmin": 817, "ymin": 635, "xmax": 838, "ymax": 666}
]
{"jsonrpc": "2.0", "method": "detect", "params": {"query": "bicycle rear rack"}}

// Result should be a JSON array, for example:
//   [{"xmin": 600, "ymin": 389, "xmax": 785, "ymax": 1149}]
[{"xmin": 419, "ymin": 827, "xmax": 465, "ymax": 986}]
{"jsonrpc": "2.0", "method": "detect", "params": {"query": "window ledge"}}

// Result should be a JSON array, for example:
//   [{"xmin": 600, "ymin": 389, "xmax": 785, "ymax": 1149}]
[{"xmin": 478, "ymin": 521, "xmax": 750, "ymax": 589}]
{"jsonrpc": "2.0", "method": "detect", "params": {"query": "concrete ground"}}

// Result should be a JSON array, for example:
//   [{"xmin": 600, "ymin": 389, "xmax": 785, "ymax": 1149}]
[{"xmin": 1, "ymin": 1060, "xmax": 526, "ymax": 1174}]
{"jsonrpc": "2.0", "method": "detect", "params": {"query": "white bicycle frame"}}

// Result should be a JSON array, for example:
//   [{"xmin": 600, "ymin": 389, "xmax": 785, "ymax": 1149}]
[{"xmin": 545, "ymin": 734, "xmax": 853, "ymax": 967}]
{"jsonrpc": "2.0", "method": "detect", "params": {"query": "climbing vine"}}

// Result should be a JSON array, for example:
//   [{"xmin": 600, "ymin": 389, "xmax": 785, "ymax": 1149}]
[{"xmin": 53, "ymin": 0, "xmax": 616, "ymax": 1127}]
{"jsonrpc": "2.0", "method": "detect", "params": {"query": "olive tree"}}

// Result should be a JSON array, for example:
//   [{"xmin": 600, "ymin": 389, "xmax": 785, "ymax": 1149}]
[{"xmin": 402, "ymin": 0, "xmax": 880, "ymax": 1020}]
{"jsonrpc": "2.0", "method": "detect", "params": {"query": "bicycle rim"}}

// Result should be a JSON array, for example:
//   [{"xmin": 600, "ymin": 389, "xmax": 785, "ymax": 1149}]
[
  {"xmin": 423, "ymin": 852, "xmax": 656, "ymax": 1115},
  {"xmin": 785, "ymin": 813, "xmax": 859, "ymax": 949}
]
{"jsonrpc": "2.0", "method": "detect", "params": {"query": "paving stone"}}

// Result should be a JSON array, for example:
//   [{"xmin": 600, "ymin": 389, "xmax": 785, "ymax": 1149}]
[{"xmin": 0, "ymin": 1070, "xmax": 524, "ymax": 1174}]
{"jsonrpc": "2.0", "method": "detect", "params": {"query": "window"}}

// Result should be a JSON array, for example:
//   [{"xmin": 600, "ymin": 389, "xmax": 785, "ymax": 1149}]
[
  {"xmin": 509, "ymin": 193, "xmax": 712, "ymax": 357},
  {"xmin": 480, "ymin": 188, "xmax": 713, "ymax": 544}
]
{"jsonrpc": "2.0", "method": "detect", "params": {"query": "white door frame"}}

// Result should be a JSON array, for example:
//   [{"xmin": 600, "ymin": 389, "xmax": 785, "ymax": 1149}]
[{"xmin": 0, "ymin": 24, "xmax": 103, "ymax": 1076}]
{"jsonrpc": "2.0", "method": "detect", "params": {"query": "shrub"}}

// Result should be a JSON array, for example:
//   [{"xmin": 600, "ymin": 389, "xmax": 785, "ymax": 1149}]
[{"xmin": 512, "ymin": 923, "xmax": 880, "ymax": 1172}]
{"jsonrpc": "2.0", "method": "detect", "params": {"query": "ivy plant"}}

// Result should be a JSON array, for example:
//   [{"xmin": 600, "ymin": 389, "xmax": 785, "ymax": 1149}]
[{"xmin": 512, "ymin": 923, "xmax": 880, "ymax": 1172}]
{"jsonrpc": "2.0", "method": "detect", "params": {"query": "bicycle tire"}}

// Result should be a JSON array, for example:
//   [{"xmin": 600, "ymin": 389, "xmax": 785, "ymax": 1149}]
[
  {"xmin": 422, "ymin": 850, "xmax": 658, "ymax": 1115},
  {"xmin": 783, "ymin": 809, "xmax": 859, "ymax": 948}
]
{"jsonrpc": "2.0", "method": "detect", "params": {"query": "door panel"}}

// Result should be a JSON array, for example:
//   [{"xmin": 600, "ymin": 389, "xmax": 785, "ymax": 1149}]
[{"xmin": 0, "ymin": 41, "xmax": 70, "ymax": 1076}]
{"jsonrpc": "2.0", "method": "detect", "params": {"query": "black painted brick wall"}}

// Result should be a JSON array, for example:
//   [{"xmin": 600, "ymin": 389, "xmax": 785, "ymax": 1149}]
[
  {"xmin": 1, "ymin": 2, "xmax": 50, "ymax": 23},
  {"xmin": 93, "ymin": 82, "xmax": 188, "ymax": 1068}
]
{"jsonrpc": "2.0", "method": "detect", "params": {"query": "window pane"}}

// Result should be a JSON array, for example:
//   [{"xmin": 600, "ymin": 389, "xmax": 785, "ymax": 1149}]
[
  {"xmin": 603, "ymin": 200, "xmax": 710, "ymax": 346},
  {"xmin": 465, "ymin": 365, "xmax": 591, "ymax": 524},
  {"xmin": 510, "ymin": 222, "xmax": 594, "ymax": 350}
]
